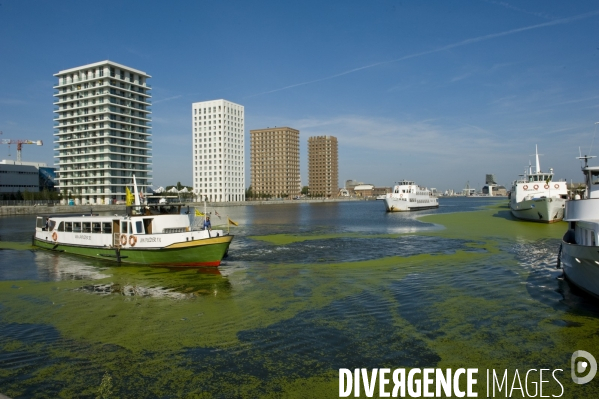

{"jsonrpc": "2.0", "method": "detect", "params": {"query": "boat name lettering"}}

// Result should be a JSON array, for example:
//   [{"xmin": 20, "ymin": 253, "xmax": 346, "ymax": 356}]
[
  {"xmin": 74, "ymin": 234, "xmax": 92, "ymax": 240},
  {"xmin": 140, "ymin": 237, "xmax": 161, "ymax": 243}
]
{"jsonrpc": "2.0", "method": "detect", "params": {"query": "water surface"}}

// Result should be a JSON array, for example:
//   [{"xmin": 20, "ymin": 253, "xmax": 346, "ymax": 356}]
[{"xmin": 1, "ymin": 198, "xmax": 598, "ymax": 398}]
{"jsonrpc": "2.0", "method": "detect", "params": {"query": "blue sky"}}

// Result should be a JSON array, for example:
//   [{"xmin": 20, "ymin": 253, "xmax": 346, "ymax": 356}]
[{"xmin": 1, "ymin": 1, "xmax": 598, "ymax": 192}]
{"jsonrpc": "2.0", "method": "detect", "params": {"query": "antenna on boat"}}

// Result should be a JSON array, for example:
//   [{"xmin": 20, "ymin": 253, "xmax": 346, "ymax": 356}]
[{"xmin": 589, "ymin": 122, "xmax": 599, "ymax": 157}]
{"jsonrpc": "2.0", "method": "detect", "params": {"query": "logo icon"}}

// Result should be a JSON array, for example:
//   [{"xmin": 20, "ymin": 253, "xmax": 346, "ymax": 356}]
[{"xmin": 571, "ymin": 350, "xmax": 597, "ymax": 384}]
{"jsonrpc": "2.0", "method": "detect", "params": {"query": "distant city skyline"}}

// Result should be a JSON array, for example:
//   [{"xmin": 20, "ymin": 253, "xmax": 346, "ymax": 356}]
[{"xmin": 1, "ymin": 1, "xmax": 598, "ymax": 192}]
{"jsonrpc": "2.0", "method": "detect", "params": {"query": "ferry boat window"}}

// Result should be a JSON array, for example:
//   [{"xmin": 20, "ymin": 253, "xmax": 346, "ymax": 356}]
[
  {"xmin": 102, "ymin": 223, "xmax": 112, "ymax": 234},
  {"xmin": 92, "ymin": 222, "xmax": 101, "ymax": 233},
  {"xmin": 57, "ymin": 222, "xmax": 64, "ymax": 232},
  {"xmin": 82, "ymin": 222, "xmax": 91, "ymax": 233},
  {"xmin": 73, "ymin": 222, "xmax": 82, "ymax": 233},
  {"xmin": 128, "ymin": 222, "xmax": 132, "ymax": 234},
  {"xmin": 135, "ymin": 221, "xmax": 144, "ymax": 234},
  {"xmin": 121, "ymin": 223, "xmax": 128, "ymax": 234},
  {"xmin": 591, "ymin": 172, "xmax": 599, "ymax": 185},
  {"xmin": 65, "ymin": 222, "xmax": 73, "ymax": 232}
]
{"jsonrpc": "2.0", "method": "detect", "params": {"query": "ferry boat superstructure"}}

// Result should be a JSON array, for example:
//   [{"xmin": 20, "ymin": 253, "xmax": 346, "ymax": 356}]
[
  {"xmin": 384, "ymin": 180, "xmax": 439, "ymax": 212},
  {"xmin": 509, "ymin": 146, "xmax": 567, "ymax": 223},
  {"xmin": 34, "ymin": 203, "xmax": 232, "ymax": 267},
  {"xmin": 559, "ymin": 155, "xmax": 599, "ymax": 298}
]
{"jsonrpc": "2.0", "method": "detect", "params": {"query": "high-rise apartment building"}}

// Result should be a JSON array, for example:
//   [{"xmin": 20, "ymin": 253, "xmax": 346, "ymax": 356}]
[
  {"xmin": 192, "ymin": 99, "xmax": 245, "ymax": 202},
  {"xmin": 53, "ymin": 61, "xmax": 152, "ymax": 205},
  {"xmin": 308, "ymin": 136, "xmax": 338, "ymax": 198},
  {"xmin": 250, "ymin": 127, "xmax": 300, "ymax": 199}
]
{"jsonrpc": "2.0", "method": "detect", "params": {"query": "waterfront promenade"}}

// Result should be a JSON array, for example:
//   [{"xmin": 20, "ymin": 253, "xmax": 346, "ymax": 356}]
[{"xmin": 0, "ymin": 197, "xmax": 365, "ymax": 216}]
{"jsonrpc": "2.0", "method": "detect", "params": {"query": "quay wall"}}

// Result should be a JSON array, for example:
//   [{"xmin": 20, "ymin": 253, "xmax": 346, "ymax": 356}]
[{"xmin": 0, "ymin": 198, "xmax": 366, "ymax": 216}]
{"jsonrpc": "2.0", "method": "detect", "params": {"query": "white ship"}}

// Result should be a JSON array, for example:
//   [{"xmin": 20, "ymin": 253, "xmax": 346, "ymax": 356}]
[
  {"xmin": 559, "ymin": 155, "xmax": 599, "ymax": 298},
  {"xmin": 509, "ymin": 146, "xmax": 567, "ymax": 223},
  {"xmin": 384, "ymin": 180, "xmax": 439, "ymax": 212}
]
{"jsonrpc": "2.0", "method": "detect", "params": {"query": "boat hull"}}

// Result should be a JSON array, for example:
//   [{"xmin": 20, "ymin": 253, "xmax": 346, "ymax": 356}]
[
  {"xmin": 384, "ymin": 197, "xmax": 439, "ymax": 212},
  {"xmin": 510, "ymin": 197, "xmax": 565, "ymax": 223},
  {"xmin": 560, "ymin": 237, "xmax": 599, "ymax": 298},
  {"xmin": 33, "ymin": 235, "xmax": 233, "ymax": 267}
]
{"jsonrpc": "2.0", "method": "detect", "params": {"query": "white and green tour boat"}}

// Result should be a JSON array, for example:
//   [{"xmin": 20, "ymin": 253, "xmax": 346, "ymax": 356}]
[{"xmin": 33, "ymin": 179, "xmax": 233, "ymax": 267}]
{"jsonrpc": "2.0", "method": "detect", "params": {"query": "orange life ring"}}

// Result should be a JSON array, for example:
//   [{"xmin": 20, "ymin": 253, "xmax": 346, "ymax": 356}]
[
  {"xmin": 52, "ymin": 232, "xmax": 57, "ymax": 241},
  {"xmin": 544, "ymin": 184, "xmax": 549, "ymax": 189},
  {"xmin": 554, "ymin": 184, "xmax": 559, "ymax": 189},
  {"xmin": 523, "ymin": 185, "xmax": 528, "ymax": 190},
  {"xmin": 120, "ymin": 235, "xmax": 127, "ymax": 246},
  {"xmin": 129, "ymin": 235, "xmax": 137, "ymax": 246},
  {"xmin": 533, "ymin": 185, "xmax": 539, "ymax": 190}
]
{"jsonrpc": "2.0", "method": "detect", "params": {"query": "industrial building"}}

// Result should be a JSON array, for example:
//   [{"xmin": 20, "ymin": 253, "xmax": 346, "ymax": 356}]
[{"xmin": 0, "ymin": 160, "xmax": 56, "ymax": 197}]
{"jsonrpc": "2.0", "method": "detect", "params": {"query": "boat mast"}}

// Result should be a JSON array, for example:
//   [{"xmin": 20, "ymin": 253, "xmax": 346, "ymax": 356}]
[{"xmin": 132, "ymin": 174, "xmax": 141, "ymax": 206}]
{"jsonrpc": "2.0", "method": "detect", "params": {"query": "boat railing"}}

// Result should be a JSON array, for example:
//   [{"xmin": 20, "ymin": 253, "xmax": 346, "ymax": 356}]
[{"xmin": 126, "ymin": 203, "xmax": 188, "ymax": 216}]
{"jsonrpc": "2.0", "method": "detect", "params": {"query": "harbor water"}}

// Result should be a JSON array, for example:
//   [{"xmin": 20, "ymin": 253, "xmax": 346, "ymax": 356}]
[{"xmin": 0, "ymin": 198, "xmax": 598, "ymax": 398}]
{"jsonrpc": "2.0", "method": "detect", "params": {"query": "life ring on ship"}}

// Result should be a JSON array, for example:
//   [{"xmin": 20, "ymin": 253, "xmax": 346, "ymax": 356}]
[
  {"xmin": 120, "ymin": 235, "xmax": 127, "ymax": 246},
  {"xmin": 523, "ymin": 185, "xmax": 528, "ymax": 190},
  {"xmin": 533, "ymin": 185, "xmax": 539, "ymax": 190},
  {"xmin": 129, "ymin": 235, "xmax": 137, "ymax": 247},
  {"xmin": 554, "ymin": 184, "xmax": 559, "ymax": 189},
  {"xmin": 52, "ymin": 232, "xmax": 57, "ymax": 242},
  {"xmin": 544, "ymin": 184, "xmax": 549, "ymax": 189}
]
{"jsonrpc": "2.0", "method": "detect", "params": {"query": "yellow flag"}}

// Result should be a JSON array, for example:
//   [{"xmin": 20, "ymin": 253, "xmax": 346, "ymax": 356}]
[
  {"xmin": 195, "ymin": 209, "xmax": 205, "ymax": 217},
  {"xmin": 125, "ymin": 187, "xmax": 134, "ymax": 206},
  {"xmin": 228, "ymin": 217, "xmax": 238, "ymax": 226}
]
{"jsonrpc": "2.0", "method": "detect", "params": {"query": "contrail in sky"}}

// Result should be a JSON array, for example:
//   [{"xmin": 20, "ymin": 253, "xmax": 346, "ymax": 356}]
[{"xmin": 245, "ymin": 9, "xmax": 599, "ymax": 98}]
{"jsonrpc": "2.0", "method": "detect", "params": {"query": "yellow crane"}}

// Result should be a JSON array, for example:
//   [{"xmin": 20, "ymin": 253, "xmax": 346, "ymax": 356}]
[{"xmin": 0, "ymin": 131, "xmax": 43, "ymax": 162}]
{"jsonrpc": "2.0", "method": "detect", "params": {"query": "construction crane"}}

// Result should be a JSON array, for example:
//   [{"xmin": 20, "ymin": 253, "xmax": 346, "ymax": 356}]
[{"xmin": 0, "ymin": 132, "xmax": 43, "ymax": 162}]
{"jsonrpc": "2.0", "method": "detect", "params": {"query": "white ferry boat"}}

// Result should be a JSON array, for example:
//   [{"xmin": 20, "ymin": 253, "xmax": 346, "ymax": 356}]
[
  {"xmin": 559, "ymin": 155, "xmax": 599, "ymax": 298},
  {"xmin": 509, "ymin": 146, "xmax": 567, "ymax": 223},
  {"xmin": 384, "ymin": 180, "xmax": 439, "ymax": 212},
  {"xmin": 33, "ymin": 177, "xmax": 233, "ymax": 267}
]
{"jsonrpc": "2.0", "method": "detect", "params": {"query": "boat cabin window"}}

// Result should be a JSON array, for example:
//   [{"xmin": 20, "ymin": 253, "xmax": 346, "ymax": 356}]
[
  {"xmin": 73, "ymin": 222, "xmax": 82, "ymax": 233},
  {"xmin": 36, "ymin": 217, "xmax": 43, "ymax": 229},
  {"xmin": 57, "ymin": 222, "xmax": 64, "ymax": 232},
  {"xmin": 591, "ymin": 171, "xmax": 599, "ymax": 185},
  {"xmin": 121, "ymin": 223, "xmax": 128, "ymax": 234},
  {"xmin": 92, "ymin": 222, "xmax": 101, "ymax": 233},
  {"xmin": 65, "ymin": 222, "xmax": 73, "ymax": 232},
  {"xmin": 82, "ymin": 222, "xmax": 91, "ymax": 233},
  {"xmin": 102, "ymin": 222, "xmax": 112, "ymax": 234},
  {"xmin": 135, "ymin": 221, "xmax": 144, "ymax": 234}
]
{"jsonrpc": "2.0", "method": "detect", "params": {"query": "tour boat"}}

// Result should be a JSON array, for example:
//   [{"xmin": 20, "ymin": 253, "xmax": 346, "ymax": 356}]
[
  {"xmin": 384, "ymin": 180, "xmax": 439, "ymax": 212},
  {"xmin": 559, "ymin": 155, "xmax": 599, "ymax": 298},
  {"xmin": 509, "ymin": 146, "xmax": 567, "ymax": 223},
  {"xmin": 33, "ymin": 177, "xmax": 233, "ymax": 267}
]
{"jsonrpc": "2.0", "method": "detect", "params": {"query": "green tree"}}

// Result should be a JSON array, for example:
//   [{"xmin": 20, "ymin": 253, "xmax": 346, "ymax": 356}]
[{"xmin": 301, "ymin": 186, "xmax": 309, "ymax": 195}]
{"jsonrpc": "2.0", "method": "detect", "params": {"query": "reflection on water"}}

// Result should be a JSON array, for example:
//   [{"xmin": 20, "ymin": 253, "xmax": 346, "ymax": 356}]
[{"xmin": 1, "ymin": 198, "xmax": 598, "ymax": 398}]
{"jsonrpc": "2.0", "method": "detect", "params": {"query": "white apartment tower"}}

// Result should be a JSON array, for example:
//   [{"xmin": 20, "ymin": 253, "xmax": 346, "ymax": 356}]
[
  {"xmin": 53, "ymin": 61, "xmax": 152, "ymax": 205},
  {"xmin": 192, "ymin": 99, "xmax": 245, "ymax": 202}
]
